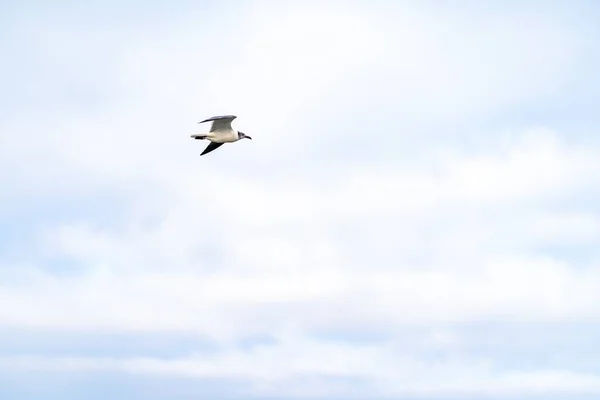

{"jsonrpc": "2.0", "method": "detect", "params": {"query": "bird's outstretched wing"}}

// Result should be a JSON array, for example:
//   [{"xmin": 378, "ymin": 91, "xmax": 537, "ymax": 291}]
[
  {"xmin": 201, "ymin": 141, "xmax": 224, "ymax": 156},
  {"xmin": 198, "ymin": 115, "xmax": 237, "ymax": 132}
]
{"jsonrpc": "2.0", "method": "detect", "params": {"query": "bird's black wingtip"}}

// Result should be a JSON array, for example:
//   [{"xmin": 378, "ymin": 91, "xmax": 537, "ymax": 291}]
[{"xmin": 200, "ymin": 141, "xmax": 224, "ymax": 156}]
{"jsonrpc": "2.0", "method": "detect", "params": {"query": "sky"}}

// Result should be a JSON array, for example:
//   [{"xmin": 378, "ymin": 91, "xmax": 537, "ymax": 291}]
[{"xmin": 2, "ymin": 0, "xmax": 600, "ymax": 399}]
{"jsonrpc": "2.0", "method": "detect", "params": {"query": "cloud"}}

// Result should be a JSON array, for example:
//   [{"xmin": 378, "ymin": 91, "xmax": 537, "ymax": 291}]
[
  {"xmin": 2, "ymin": 1, "xmax": 600, "ymax": 399},
  {"xmin": 2, "ymin": 338, "xmax": 600, "ymax": 398},
  {"xmin": 2, "ymin": 128, "xmax": 600, "ymax": 340}
]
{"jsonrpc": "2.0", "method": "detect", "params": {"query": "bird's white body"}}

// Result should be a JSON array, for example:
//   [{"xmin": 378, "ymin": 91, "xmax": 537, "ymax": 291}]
[{"xmin": 203, "ymin": 128, "xmax": 240, "ymax": 143}]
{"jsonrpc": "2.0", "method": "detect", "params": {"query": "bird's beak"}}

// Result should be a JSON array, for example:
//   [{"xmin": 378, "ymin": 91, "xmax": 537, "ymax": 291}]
[{"xmin": 246, "ymin": 136, "xmax": 252, "ymax": 140}]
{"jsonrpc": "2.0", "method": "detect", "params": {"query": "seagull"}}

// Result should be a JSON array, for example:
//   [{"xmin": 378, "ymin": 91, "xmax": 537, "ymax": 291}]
[{"xmin": 191, "ymin": 115, "xmax": 252, "ymax": 156}]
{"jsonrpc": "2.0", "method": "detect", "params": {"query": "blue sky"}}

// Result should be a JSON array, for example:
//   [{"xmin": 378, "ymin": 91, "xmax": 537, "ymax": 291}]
[{"xmin": 2, "ymin": 0, "xmax": 600, "ymax": 399}]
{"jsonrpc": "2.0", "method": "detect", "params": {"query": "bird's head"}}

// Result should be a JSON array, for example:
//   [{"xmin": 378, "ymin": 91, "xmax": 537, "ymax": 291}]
[{"xmin": 238, "ymin": 131, "xmax": 252, "ymax": 140}]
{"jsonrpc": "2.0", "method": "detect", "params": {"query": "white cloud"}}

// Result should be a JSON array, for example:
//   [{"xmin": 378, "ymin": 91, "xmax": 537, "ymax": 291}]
[
  {"xmin": 3, "ymin": 0, "xmax": 588, "ymax": 186},
  {"xmin": 2, "ymin": 337, "xmax": 600, "ymax": 397},
  {"xmin": 2, "ymin": 127, "xmax": 600, "ymax": 338},
  {"xmin": 1, "ymin": 1, "xmax": 600, "ymax": 398}
]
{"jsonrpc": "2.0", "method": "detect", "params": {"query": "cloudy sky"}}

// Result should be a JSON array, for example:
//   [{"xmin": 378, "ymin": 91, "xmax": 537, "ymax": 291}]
[{"xmin": 2, "ymin": 0, "xmax": 600, "ymax": 399}]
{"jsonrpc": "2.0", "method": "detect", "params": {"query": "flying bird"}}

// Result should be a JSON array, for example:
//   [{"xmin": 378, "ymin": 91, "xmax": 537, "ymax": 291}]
[{"xmin": 191, "ymin": 115, "xmax": 252, "ymax": 156}]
